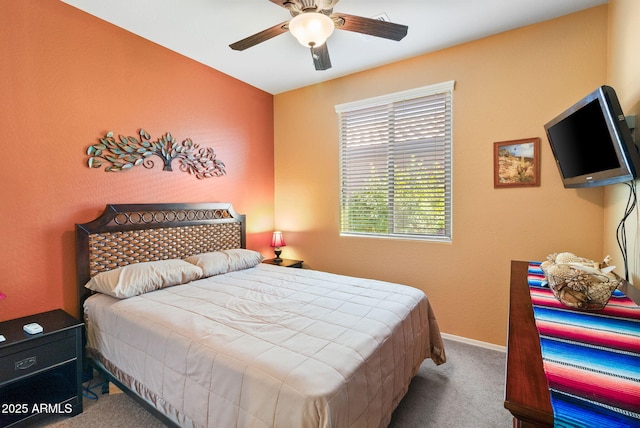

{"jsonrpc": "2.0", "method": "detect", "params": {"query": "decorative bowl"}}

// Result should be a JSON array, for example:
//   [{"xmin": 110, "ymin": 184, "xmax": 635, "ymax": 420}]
[{"xmin": 541, "ymin": 253, "xmax": 619, "ymax": 311}]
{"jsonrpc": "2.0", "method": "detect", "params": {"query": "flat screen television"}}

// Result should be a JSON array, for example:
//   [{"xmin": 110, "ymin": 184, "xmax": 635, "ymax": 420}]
[{"xmin": 544, "ymin": 85, "xmax": 640, "ymax": 188}]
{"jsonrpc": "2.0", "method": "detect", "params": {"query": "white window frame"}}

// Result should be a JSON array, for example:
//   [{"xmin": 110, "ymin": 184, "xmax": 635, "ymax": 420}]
[{"xmin": 335, "ymin": 81, "xmax": 454, "ymax": 242}]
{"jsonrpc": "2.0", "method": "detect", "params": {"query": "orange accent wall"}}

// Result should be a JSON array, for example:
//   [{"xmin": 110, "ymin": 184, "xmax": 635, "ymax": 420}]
[
  {"xmin": 0, "ymin": 1, "xmax": 274, "ymax": 321},
  {"xmin": 274, "ymin": 6, "xmax": 609, "ymax": 346}
]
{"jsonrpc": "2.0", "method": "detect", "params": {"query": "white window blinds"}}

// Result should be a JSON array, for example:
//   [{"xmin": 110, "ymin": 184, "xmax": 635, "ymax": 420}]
[{"xmin": 336, "ymin": 81, "xmax": 454, "ymax": 241}]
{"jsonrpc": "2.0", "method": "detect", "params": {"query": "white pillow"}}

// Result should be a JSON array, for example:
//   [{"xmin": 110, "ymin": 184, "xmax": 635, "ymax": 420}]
[
  {"xmin": 184, "ymin": 251, "xmax": 229, "ymax": 277},
  {"xmin": 223, "ymin": 248, "xmax": 265, "ymax": 271},
  {"xmin": 85, "ymin": 259, "xmax": 203, "ymax": 299},
  {"xmin": 184, "ymin": 249, "xmax": 264, "ymax": 278}
]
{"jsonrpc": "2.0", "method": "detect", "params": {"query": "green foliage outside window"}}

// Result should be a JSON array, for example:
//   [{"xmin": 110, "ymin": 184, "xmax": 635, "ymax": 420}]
[{"xmin": 342, "ymin": 156, "xmax": 446, "ymax": 237}]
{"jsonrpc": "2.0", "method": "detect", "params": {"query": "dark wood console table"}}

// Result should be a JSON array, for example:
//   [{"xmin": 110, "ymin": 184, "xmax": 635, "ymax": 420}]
[{"xmin": 504, "ymin": 260, "xmax": 554, "ymax": 428}]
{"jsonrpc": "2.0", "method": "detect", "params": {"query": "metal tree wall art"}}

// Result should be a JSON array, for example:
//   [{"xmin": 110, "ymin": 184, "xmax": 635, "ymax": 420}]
[{"xmin": 87, "ymin": 129, "xmax": 226, "ymax": 179}]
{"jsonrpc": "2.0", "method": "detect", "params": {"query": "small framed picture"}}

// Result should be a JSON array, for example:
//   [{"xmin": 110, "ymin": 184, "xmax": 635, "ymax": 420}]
[{"xmin": 493, "ymin": 138, "xmax": 540, "ymax": 188}]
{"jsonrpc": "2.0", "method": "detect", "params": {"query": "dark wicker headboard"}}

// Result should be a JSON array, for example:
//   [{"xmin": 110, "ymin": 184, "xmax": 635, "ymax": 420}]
[{"xmin": 75, "ymin": 203, "xmax": 246, "ymax": 313}]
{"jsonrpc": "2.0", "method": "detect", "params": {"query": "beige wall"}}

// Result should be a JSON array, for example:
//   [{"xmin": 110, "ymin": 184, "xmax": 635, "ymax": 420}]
[
  {"xmin": 274, "ymin": 7, "xmax": 608, "ymax": 346},
  {"xmin": 605, "ymin": 0, "xmax": 640, "ymax": 286}
]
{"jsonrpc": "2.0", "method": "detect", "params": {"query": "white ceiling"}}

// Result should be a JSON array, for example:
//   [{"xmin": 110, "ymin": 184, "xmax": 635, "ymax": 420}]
[{"xmin": 60, "ymin": 0, "xmax": 608, "ymax": 94}]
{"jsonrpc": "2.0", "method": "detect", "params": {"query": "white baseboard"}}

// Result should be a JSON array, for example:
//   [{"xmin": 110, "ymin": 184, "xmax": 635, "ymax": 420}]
[{"xmin": 441, "ymin": 332, "xmax": 506, "ymax": 353}]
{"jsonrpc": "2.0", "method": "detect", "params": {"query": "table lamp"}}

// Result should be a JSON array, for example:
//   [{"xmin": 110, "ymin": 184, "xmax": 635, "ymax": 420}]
[{"xmin": 270, "ymin": 231, "xmax": 286, "ymax": 262}]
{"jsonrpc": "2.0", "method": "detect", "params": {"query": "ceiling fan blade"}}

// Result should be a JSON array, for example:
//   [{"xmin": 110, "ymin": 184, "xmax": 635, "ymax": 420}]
[
  {"xmin": 229, "ymin": 21, "xmax": 289, "ymax": 51},
  {"xmin": 311, "ymin": 43, "xmax": 331, "ymax": 71},
  {"xmin": 335, "ymin": 13, "xmax": 408, "ymax": 41},
  {"xmin": 267, "ymin": 0, "xmax": 291, "ymax": 8}
]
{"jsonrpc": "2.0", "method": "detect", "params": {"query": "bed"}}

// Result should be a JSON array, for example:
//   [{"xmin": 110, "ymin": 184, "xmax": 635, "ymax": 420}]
[{"xmin": 76, "ymin": 203, "xmax": 446, "ymax": 428}]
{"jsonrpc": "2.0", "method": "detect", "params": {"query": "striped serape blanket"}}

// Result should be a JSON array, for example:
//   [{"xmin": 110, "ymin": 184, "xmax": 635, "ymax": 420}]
[{"xmin": 528, "ymin": 261, "xmax": 640, "ymax": 427}]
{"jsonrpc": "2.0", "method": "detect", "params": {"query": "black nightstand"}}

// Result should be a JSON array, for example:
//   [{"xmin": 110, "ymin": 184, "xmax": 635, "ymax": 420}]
[
  {"xmin": 0, "ymin": 309, "xmax": 83, "ymax": 427},
  {"xmin": 263, "ymin": 258, "xmax": 303, "ymax": 268}
]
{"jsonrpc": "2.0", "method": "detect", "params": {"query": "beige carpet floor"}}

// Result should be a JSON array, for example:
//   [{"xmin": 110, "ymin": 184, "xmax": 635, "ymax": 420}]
[{"xmin": 36, "ymin": 391, "xmax": 165, "ymax": 428}]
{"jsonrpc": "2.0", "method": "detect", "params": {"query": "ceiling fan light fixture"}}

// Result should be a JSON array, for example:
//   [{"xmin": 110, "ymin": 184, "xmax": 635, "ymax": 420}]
[{"xmin": 289, "ymin": 12, "xmax": 334, "ymax": 47}]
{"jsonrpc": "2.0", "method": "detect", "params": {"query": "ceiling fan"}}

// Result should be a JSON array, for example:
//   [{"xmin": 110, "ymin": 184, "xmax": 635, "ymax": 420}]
[{"xmin": 229, "ymin": 0, "xmax": 408, "ymax": 71}]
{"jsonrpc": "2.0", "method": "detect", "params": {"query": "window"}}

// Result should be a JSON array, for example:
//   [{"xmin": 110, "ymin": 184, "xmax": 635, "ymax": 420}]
[{"xmin": 336, "ymin": 81, "xmax": 454, "ymax": 241}]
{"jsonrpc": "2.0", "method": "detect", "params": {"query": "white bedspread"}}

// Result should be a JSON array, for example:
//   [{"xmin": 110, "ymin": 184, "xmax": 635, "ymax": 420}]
[{"xmin": 84, "ymin": 263, "xmax": 445, "ymax": 428}]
